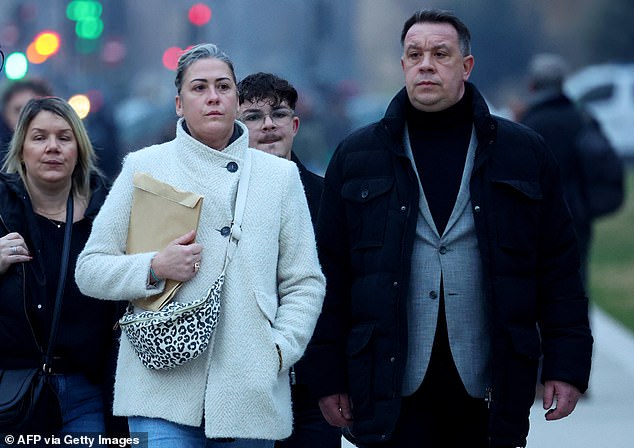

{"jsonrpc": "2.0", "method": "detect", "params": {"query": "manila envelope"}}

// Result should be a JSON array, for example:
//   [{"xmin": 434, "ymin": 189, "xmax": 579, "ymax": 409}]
[{"xmin": 126, "ymin": 172, "xmax": 204, "ymax": 311}]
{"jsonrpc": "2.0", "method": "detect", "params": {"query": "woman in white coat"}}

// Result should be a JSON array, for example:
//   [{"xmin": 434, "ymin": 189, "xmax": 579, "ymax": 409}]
[{"xmin": 75, "ymin": 43, "xmax": 325, "ymax": 448}]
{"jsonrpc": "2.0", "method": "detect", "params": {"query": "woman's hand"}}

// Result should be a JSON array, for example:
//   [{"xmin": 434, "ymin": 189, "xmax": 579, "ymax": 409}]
[
  {"xmin": 151, "ymin": 230, "xmax": 203, "ymax": 282},
  {"xmin": 0, "ymin": 232, "xmax": 32, "ymax": 274}
]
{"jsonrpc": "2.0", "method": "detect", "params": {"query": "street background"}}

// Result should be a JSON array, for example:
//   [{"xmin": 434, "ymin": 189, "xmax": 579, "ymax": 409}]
[
  {"xmin": 1, "ymin": 0, "xmax": 633, "ymax": 172},
  {"xmin": 1, "ymin": 2, "xmax": 632, "ymax": 446}
]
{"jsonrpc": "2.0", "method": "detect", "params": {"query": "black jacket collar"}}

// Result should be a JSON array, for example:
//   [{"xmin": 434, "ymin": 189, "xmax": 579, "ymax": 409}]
[
  {"xmin": 380, "ymin": 82, "xmax": 497, "ymax": 155},
  {"xmin": 0, "ymin": 171, "xmax": 109, "ymax": 221}
]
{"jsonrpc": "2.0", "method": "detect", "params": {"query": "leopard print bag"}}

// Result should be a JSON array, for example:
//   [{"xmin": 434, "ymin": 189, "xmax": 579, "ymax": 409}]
[{"xmin": 118, "ymin": 273, "xmax": 224, "ymax": 370}]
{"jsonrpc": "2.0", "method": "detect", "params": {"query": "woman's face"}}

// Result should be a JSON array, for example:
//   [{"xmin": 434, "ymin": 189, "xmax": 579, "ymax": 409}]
[
  {"xmin": 22, "ymin": 110, "xmax": 78, "ymax": 188},
  {"xmin": 175, "ymin": 57, "xmax": 239, "ymax": 150}
]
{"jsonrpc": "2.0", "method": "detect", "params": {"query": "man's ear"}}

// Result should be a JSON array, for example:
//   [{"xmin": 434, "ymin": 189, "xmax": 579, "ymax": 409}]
[
  {"xmin": 291, "ymin": 116, "xmax": 300, "ymax": 136},
  {"xmin": 463, "ymin": 55, "xmax": 475, "ymax": 81}
]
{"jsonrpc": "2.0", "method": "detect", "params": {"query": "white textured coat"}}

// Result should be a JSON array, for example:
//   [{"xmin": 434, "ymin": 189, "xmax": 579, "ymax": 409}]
[{"xmin": 75, "ymin": 119, "xmax": 325, "ymax": 440}]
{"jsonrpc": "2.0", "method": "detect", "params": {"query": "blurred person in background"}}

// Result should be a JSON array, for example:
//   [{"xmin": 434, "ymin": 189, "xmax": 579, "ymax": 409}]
[
  {"xmin": 309, "ymin": 9, "xmax": 593, "ymax": 448},
  {"xmin": 520, "ymin": 53, "xmax": 625, "ymax": 288},
  {"xmin": 75, "ymin": 43, "xmax": 325, "ymax": 447},
  {"xmin": 238, "ymin": 72, "xmax": 340, "ymax": 448},
  {"xmin": 0, "ymin": 78, "xmax": 53, "ymax": 158},
  {"xmin": 84, "ymin": 104, "xmax": 124, "ymax": 183},
  {"xmin": 0, "ymin": 97, "xmax": 120, "ymax": 434}
]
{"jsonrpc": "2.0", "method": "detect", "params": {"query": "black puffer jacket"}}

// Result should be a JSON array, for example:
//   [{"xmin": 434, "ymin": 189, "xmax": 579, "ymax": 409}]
[
  {"xmin": 0, "ymin": 173, "xmax": 119, "ymax": 381},
  {"xmin": 310, "ymin": 83, "xmax": 593, "ymax": 447}
]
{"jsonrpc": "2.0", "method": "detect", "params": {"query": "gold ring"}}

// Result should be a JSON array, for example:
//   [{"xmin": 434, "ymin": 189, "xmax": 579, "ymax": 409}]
[{"xmin": 193, "ymin": 262, "xmax": 200, "ymax": 272}]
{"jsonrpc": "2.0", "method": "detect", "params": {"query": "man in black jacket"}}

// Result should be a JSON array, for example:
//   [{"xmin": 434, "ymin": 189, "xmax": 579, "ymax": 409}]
[
  {"xmin": 238, "ymin": 72, "xmax": 340, "ymax": 448},
  {"xmin": 310, "ymin": 9, "xmax": 593, "ymax": 448},
  {"xmin": 521, "ymin": 53, "xmax": 624, "ymax": 287}
]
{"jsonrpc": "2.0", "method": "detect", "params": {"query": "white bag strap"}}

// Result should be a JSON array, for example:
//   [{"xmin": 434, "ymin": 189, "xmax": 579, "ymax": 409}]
[{"xmin": 222, "ymin": 149, "xmax": 251, "ymax": 271}]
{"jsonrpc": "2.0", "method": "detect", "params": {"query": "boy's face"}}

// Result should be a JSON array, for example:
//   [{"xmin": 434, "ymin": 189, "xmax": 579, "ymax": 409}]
[{"xmin": 239, "ymin": 98, "xmax": 299, "ymax": 160}]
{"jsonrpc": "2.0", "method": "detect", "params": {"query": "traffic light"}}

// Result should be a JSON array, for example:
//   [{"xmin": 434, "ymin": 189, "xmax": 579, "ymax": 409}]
[
  {"xmin": 162, "ymin": 47, "xmax": 183, "ymax": 71},
  {"xmin": 4, "ymin": 52, "xmax": 28, "ymax": 80},
  {"xmin": 26, "ymin": 42, "xmax": 47, "ymax": 64},
  {"xmin": 33, "ymin": 31, "xmax": 61, "ymax": 56},
  {"xmin": 66, "ymin": 0, "xmax": 104, "ymax": 40},
  {"xmin": 188, "ymin": 3, "xmax": 212, "ymax": 26},
  {"xmin": 68, "ymin": 94, "xmax": 91, "ymax": 119}
]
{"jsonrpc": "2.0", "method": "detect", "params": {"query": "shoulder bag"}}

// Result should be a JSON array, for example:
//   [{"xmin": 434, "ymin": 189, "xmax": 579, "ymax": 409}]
[
  {"xmin": 0, "ymin": 195, "xmax": 73, "ymax": 432},
  {"xmin": 119, "ymin": 150, "xmax": 252, "ymax": 370}
]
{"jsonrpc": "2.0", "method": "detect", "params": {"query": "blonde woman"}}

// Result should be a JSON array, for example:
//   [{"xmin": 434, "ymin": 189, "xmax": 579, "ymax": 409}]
[{"xmin": 0, "ymin": 97, "xmax": 118, "ymax": 433}]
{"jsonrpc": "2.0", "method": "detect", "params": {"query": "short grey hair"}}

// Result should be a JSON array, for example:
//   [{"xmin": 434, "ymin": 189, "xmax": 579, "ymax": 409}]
[{"xmin": 174, "ymin": 43, "xmax": 236, "ymax": 94}]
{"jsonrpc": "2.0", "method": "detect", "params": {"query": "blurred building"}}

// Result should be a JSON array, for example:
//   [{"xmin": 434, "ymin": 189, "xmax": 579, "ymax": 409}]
[{"xmin": 2, "ymin": 0, "xmax": 630, "ymax": 167}]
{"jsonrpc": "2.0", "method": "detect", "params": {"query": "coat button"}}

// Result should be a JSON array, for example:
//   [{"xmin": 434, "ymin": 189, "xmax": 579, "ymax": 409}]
[
  {"xmin": 400, "ymin": 205, "xmax": 407, "ymax": 213},
  {"xmin": 220, "ymin": 226, "xmax": 231, "ymax": 237},
  {"xmin": 226, "ymin": 162, "xmax": 238, "ymax": 172},
  {"xmin": 474, "ymin": 205, "xmax": 481, "ymax": 213},
  {"xmin": 439, "ymin": 246, "xmax": 447, "ymax": 255},
  {"xmin": 390, "ymin": 356, "xmax": 396, "ymax": 363},
  {"xmin": 360, "ymin": 189, "xmax": 369, "ymax": 199},
  {"xmin": 429, "ymin": 291, "xmax": 438, "ymax": 299},
  {"xmin": 392, "ymin": 281, "xmax": 399, "ymax": 288}
]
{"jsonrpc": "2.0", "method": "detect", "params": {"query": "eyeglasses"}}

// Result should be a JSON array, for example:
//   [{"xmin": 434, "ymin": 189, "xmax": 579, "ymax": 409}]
[{"xmin": 239, "ymin": 108, "xmax": 294, "ymax": 128}]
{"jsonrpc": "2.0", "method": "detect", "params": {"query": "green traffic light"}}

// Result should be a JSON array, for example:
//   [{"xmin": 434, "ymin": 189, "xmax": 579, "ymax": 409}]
[
  {"xmin": 4, "ymin": 52, "xmax": 28, "ymax": 79},
  {"xmin": 67, "ymin": 0, "xmax": 103, "ymax": 40},
  {"xmin": 76, "ymin": 17, "xmax": 104, "ymax": 39},
  {"xmin": 67, "ymin": 0, "xmax": 103, "ymax": 21}
]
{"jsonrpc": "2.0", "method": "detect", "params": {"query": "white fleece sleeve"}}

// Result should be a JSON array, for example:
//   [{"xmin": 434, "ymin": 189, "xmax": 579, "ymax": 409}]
[{"xmin": 75, "ymin": 152, "xmax": 163, "ymax": 301}]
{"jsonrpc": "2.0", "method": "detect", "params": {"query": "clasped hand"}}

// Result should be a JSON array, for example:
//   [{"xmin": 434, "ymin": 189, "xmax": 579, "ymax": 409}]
[{"xmin": 150, "ymin": 230, "xmax": 203, "ymax": 282}]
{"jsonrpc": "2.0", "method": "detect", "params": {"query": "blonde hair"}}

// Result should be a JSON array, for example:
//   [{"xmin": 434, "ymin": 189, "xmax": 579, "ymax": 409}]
[{"xmin": 2, "ymin": 96, "xmax": 101, "ymax": 198}]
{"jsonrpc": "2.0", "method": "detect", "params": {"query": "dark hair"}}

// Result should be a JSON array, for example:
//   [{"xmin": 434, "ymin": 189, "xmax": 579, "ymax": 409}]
[
  {"xmin": 1, "ymin": 78, "xmax": 53, "ymax": 113},
  {"xmin": 237, "ymin": 72, "xmax": 298, "ymax": 110},
  {"xmin": 401, "ymin": 9, "xmax": 471, "ymax": 56}
]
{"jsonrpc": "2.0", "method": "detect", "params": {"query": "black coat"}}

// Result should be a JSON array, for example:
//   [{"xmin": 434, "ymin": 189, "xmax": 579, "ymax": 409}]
[
  {"xmin": 521, "ymin": 92, "xmax": 591, "ymax": 247},
  {"xmin": 289, "ymin": 152, "xmax": 325, "ymax": 389},
  {"xmin": 310, "ymin": 83, "xmax": 593, "ymax": 446},
  {"xmin": 0, "ymin": 173, "xmax": 120, "ymax": 380},
  {"xmin": 291, "ymin": 152, "xmax": 323, "ymax": 229}
]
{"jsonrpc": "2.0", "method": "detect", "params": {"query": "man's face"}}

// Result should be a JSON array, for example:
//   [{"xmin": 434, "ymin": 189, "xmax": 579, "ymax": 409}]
[
  {"xmin": 401, "ymin": 22, "xmax": 474, "ymax": 112},
  {"xmin": 239, "ymin": 99, "xmax": 298, "ymax": 160}
]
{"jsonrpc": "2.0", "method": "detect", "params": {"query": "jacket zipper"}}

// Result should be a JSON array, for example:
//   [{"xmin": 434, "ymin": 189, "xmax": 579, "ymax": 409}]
[
  {"xmin": 485, "ymin": 386, "xmax": 493, "ymax": 409},
  {"xmin": 119, "ymin": 288, "xmax": 213, "ymax": 327}
]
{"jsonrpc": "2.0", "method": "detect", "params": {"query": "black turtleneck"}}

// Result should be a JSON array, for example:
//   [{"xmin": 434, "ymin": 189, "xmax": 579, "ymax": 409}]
[{"xmin": 407, "ymin": 89, "xmax": 473, "ymax": 234}]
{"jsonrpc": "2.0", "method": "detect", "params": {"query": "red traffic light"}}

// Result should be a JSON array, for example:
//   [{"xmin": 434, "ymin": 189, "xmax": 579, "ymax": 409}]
[
  {"xmin": 162, "ymin": 46, "xmax": 184, "ymax": 71},
  {"xmin": 188, "ymin": 3, "xmax": 212, "ymax": 26}
]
